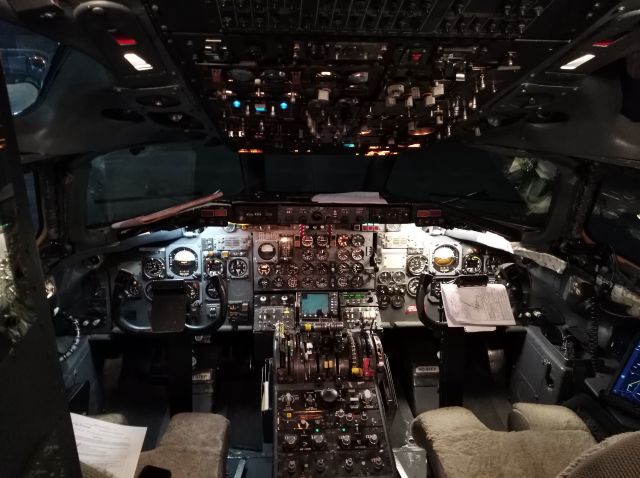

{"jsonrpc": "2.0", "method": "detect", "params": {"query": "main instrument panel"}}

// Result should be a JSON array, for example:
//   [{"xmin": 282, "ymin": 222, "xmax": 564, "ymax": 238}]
[
  {"xmin": 86, "ymin": 222, "xmax": 512, "ymax": 335},
  {"xmin": 143, "ymin": 0, "xmax": 613, "ymax": 152}
]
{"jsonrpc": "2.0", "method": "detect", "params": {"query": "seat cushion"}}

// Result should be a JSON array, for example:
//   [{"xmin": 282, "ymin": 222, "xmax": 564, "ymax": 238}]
[
  {"xmin": 508, "ymin": 403, "xmax": 591, "ymax": 433},
  {"xmin": 412, "ymin": 407, "xmax": 597, "ymax": 478},
  {"xmin": 135, "ymin": 413, "xmax": 230, "ymax": 478}
]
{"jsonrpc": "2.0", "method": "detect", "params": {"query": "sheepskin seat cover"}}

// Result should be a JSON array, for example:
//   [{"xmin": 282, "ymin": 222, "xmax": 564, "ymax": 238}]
[{"xmin": 411, "ymin": 407, "xmax": 596, "ymax": 478}]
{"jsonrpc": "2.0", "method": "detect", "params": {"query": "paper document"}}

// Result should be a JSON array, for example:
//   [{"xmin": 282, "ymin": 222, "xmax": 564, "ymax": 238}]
[
  {"xmin": 441, "ymin": 283, "xmax": 516, "ymax": 329},
  {"xmin": 71, "ymin": 413, "xmax": 147, "ymax": 478},
  {"xmin": 311, "ymin": 191, "xmax": 388, "ymax": 204}
]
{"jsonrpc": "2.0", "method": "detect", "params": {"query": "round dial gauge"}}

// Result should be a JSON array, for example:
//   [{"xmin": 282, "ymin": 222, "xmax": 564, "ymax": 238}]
[
  {"xmin": 286, "ymin": 264, "xmax": 299, "ymax": 276},
  {"xmin": 258, "ymin": 242, "xmax": 277, "ymax": 260},
  {"xmin": 432, "ymin": 245, "xmax": 459, "ymax": 273},
  {"xmin": 301, "ymin": 277, "xmax": 314, "ymax": 288},
  {"xmin": 393, "ymin": 271, "xmax": 406, "ymax": 283},
  {"xmin": 302, "ymin": 263, "xmax": 315, "ymax": 275},
  {"xmin": 186, "ymin": 282, "xmax": 199, "ymax": 302},
  {"xmin": 391, "ymin": 295, "xmax": 405, "ymax": 309},
  {"xmin": 258, "ymin": 278, "xmax": 270, "ymax": 288},
  {"xmin": 302, "ymin": 249, "xmax": 315, "ymax": 262},
  {"xmin": 338, "ymin": 262, "xmax": 351, "ymax": 275},
  {"xmin": 351, "ymin": 248, "xmax": 364, "ymax": 261},
  {"xmin": 315, "ymin": 277, "xmax": 328, "ymax": 288},
  {"xmin": 273, "ymin": 263, "xmax": 284, "ymax": 275},
  {"xmin": 377, "ymin": 285, "xmax": 390, "ymax": 296},
  {"xmin": 352, "ymin": 262, "xmax": 364, "ymax": 274},
  {"xmin": 351, "ymin": 234, "xmax": 365, "ymax": 247},
  {"xmin": 351, "ymin": 275, "xmax": 364, "ymax": 288},
  {"xmin": 378, "ymin": 272, "xmax": 392, "ymax": 285},
  {"xmin": 206, "ymin": 281, "xmax": 220, "ymax": 299},
  {"xmin": 144, "ymin": 282, "xmax": 154, "ymax": 301},
  {"xmin": 337, "ymin": 234, "xmax": 351, "ymax": 248},
  {"xmin": 463, "ymin": 254, "xmax": 483, "ymax": 274},
  {"xmin": 228, "ymin": 258, "xmax": 249, "ymax": 278},
  {"xmin": 205, "ymin": 257, "xmax": 225, "ymax": 277},
  {"xmin": 337, "ymin": 275, "xmax": 351, "ymax": 288},
  {"xmin": 316, "ymin": 263, "xmax": 330, "ymax": 275},
  {"xmin": 257, "ymin": 263, "xmax": 271, "ymax": 276},
  {"xmin": 407, "ymin": 277, "xmax": 420, "ymax": 298},
  {"xmin": 272, "ymin": 276, "xmax": 285, "ymax": 288},
  {"xmin": 486, "ymin": 256, "xmax": 501, "ymax": 274},
  {"xmin": 170, "ymin": 248, "xmax": 198, "ymax": 277},
  {"xmin": 337, "ymin": 249, "xmax": 351, "ymax": 261},
  {"xmin": 316, "ymin": 249, "xmax": 329, "ymax": 261},
  {"xmin": 316, "ymin": 234, "xmax": 330, "ymax": 248},
  {"xmin": 301, "ymin": 235, "xmax": 314, "ymax": 248},
  {"xmin": 407, "ymin": 255, "xmax": 427, "ymax": 276},
  {"xmin": 287, "ymin": 277, "xmax": 299, "ymax": 288},
  {"xmin": 378, "ymin": 295, "xmax": 391, "ymax": 308},
  {"xmin": 142, "ymin": 258, "xmax": 165, "ymax": 280}
]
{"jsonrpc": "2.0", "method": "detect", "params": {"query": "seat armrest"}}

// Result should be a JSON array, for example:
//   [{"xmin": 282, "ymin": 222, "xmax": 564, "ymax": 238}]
[
  {"xmin": 508, "ymin": 403, "xmax": 590, "ymax": 433},
  {"xmin": 411, "ymin": 407, "xmax": 488, "ymax": 450}
]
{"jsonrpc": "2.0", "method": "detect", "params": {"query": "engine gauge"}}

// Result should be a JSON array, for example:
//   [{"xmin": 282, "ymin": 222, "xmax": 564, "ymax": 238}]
[
  {"xmin": 228, "ymin": 258, "xmax": 249, "ymax": 278},
  {"xmin": 463, "ymin": 254, "xmax": 483, "ymax": 274},
  {"xmin": 337, "ymin": 275, "xmax": 351, "ymax": 288},
  {"xmin": 392, "ymin": 271, "xmax": 406, "ymax": 283},
  {"xmin": 351, "ymin": 234, "xmax": 365, "ymax": 247},
  {"xmin": 337, "ymin": 234, "xmax": 351, "ymax": 248},
  {"xmin": 378, "ymin": 294, "xmax": 391, "ymax": 308},
  {"xmin": 338, "ymin": 262, "xmax": 351, "ymax": 275},
  {"xmin": 351, "ymin": 248, "xmax": 364, "ymax": 261},
  {"xmin": 301, "ymin": 277, "xmax": 314, "ymax": 288},
  {"xmin": 486, "ymin": 256, "xmax": 501, "ymax": 274},
  {"xmin": 316, "ymin": 234, "xmax": 330, "ymax": 248},
  {"xmin": 257, "ymin": 263, "xmax": 271, "ymax": 276},
  {"xmin": 258, "ymin": 278, "xmax": 270, "ymax": 289},
  {"xmin": 315, "ymin": 277, "xmax": 329, "ymax": 288},
  {"xmin": 351, "ymin": 275, "xmax": 364, "ymax": 288},
  {"xmin": 391, "ymin": 295, "xmax": 405, "ymax": 309},
  {"xmin": 186, "ymin": 282, "xmax": 199, "ymax": 302},
  {"xmin": 286, "ymin": 264, "xmax": 299, "ymax": 276},
  {"xmin": 337, "ymin": 249, "xmax": 351, "ymax": 261},
  {"xmin": 316, "ymin": 263, "xmax": 330, "ymax": 275},
  {"xmin": 407, "ymin": 255, "xmax": 427, "ymax": 276},
  {"xmin": 205, "ymin": 257, "xmax": 225, "ymax": 277},
  {"xmin": 432, "ymin": 245, "xmax": 459, "ymax": 273},
  {"xmin": 407, "ymin": 277, "xmax": 420, "ymax": 298},
  {"xmin": 142, "ymin": 257, "xmax": 165, "ymax": 280},
  {"xmin": 377, "ymin": 272, "xmax": 392, "ymax": 285},
  {"xmin": 287, "ymin": 277, "xmax": 299, "ymax": 288},
  {"xmin": 377, "ymin": 284, "xmax": 390, "ymax": 296},
  {"xmin": 258, "ymin": 242, "xmax": 277, "ymax": 260},
  {"xmin": 301, "ymin": 235, "xmax": 314, "ymax": 248},
  {"xmin": 272, "ymin": 276, "xmax": 285, "ymax": 288},
  {"xmin": 302, "ymin": 263, "xmax": 315, "ymax": 275},
  {"xmin": 352, "ymin": 262, "xmax": 364, "ymax": 274},
  {"xmin": 273, "ymin": 262, "xmax": 284, "ymax": 275},
  {"xmin": 169, "ymin": 247, "xmax": 198, "ymax": 277},
  {"xmin": 316, "ymin": 249, "xmax": 329, "ymax": 261},
  {"xmin": 206, "ymin": 281, "xmax": 220, "ymax": 299},
  {"xmin": 302, "ymin": 249, "xmax": 315, "ymax": 262}
]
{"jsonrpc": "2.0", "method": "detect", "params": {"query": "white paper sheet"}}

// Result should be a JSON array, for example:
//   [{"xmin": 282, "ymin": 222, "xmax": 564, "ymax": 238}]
[
  {"xmin": 311, "ymin": 191, "xmax": 388, "ymax": 204},
  {"xmin": 441, "ymin": 283, "xmax": 516, "ymax": 328},
  {"xmin": 71, "ymin": 413, "xmax": 147, "ymax": 478}
]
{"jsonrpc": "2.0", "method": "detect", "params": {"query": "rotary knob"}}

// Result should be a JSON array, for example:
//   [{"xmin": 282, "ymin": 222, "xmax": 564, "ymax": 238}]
[
  {"xmin": 367, "ymin": 433, "xmax": 379, "ymax": 447},
  {"xmin": 321, "ymin": 387, "xmax": 339, "ymax": 406},
  {"xmin": 283, "ymin": 434, "xmax": 298, "ymax": 451},
  {"xmin": 311, "ymin": 434, "xmax": 326, "ymax": 449},
  {"xmin": 340, "ymin": 434, "xmax": 352, "ymax": 449}
]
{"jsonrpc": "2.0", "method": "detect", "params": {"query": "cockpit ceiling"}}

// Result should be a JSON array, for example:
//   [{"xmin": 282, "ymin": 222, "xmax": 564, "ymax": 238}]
[{"xmin": 141, "ymin": 0, "xmax": 619, "ymax": 153}]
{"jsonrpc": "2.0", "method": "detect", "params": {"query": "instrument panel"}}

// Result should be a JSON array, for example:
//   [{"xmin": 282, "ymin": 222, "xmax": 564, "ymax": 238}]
[{"xmin": 96, "ymin": 224, "xmax": 512, "ymax": 333}]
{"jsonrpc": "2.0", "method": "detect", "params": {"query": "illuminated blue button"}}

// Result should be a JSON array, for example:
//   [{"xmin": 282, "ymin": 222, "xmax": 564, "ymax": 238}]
[{"xmin": 232, "ymin": 100, "xmax": 241, "ymax": 108}]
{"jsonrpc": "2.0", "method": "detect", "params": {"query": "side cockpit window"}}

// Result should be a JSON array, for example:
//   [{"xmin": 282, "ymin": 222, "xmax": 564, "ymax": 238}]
[{"xmin": 0, "ymin": 20, "xmax": 58, "ymax": 115}]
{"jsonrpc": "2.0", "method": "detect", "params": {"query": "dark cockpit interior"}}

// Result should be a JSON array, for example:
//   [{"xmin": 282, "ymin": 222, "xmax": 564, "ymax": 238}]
[{"xmin": 2, "ymin": 1, "xmax": 640, "ymax": 477}]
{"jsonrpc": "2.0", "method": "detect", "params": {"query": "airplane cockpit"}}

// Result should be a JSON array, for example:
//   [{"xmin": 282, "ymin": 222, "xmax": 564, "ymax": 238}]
[{"xmin": 1, "ymin": 1, "xmax": 640, "ymax": 477}]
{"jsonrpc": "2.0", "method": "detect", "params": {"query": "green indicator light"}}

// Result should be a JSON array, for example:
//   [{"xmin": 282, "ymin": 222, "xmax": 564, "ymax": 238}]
[
  {"xmin": 315, "ymin": 428, "xmax": 320, "ymax": 433},
  {"xmin": 341, "ymin": 428, "xmax": 346, "ymax": 432}
]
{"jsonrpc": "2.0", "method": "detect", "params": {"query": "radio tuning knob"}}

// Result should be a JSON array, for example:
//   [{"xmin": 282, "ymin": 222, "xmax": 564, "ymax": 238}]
[
  {"xmin": 321, "ymin": 387, "xmax": 339, "ymax": 405},
  {"xmin": 283, "ymin": 434, "xmax": 298, "ymax": 451}
]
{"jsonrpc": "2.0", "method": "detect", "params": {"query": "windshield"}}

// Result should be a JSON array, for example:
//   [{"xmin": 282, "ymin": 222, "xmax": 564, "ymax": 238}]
[
  {"xmin": 86, "ymin": 143, "xmax": 243, "ymax": 226},
  {"xmin": 86, "ymin": 141, "xmax": 561, "ymax": 228},
  {"xmin": 0, "ymin": 20, "xmax": 58, "ymax": 115}
]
